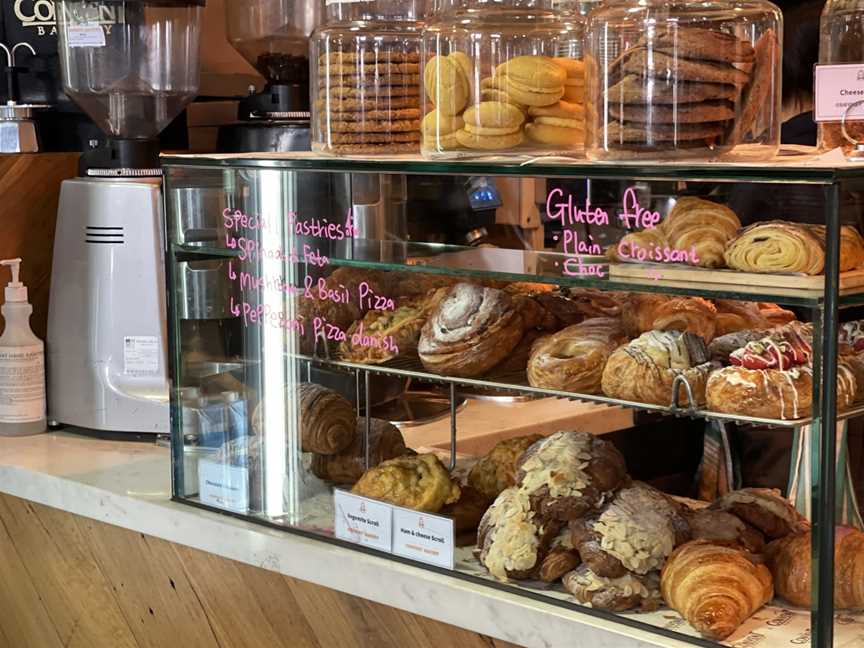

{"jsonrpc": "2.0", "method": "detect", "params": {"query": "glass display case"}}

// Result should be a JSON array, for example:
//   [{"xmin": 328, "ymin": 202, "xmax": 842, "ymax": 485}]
[{"xmin": 163, "ymin": 152, "xmax": 864, "ymax": 648}]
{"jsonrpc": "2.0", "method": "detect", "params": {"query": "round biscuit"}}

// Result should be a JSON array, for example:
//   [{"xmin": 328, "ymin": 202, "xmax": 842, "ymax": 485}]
[
  {"xmin": 525, "ymin": 123, "xmax": 583, "ymax": 147},
  {"xmin": 552, "ymin": 57, "xmax": 585, "ymax": 79},
  {"xmin": 528, "ymin": 100, "xmax": 584, "ymax": 119},
  {"xmin": 328, "ymin": 131, "xmax": 421, "ymax": 144},
  {"xmin": 494, "ymin": 79, "xmax": 564, "ymax": 107},
  {"xmin": 565, "ymin": 78, "xmax": 585, "ymax": 87},
  {"xmin": 319, "ymin": 51, "xmax": 421, "ymax": 65},
  {"xmin": 479, "ymin": 89, "xmax": 527, "ymax": 112},
  {"xmin": 423, "ymin": 132, "xmax": 461, "ymax": 151},
  {"xmin": 562, "ymin": 86, "xmax": 584, "ymax": 103},
  {"xmin": 463, "ymin": 101, "xmax": 525, "ymax": 129},
  {"xmin": 324, "ymin": 142, "xmax": 420, "ymax": 155},
  {"xmin": 424, "ymin": 55, "xmax": 469, "ymax": 116},
  {"xmin": 320, "ymin": 63, "xmax": 421, "ymax": 76},
  {"xmin": 421, "ymin": 110, "xmax": 465, "ymax": 136},
  {"xmin": 448, "ymin": 52, "xmax": 474, "ymax": 87},
  {"xmin": 495, "ymin": 56, "xmax": 566, "ymax": 89},
  {"xmin": 464, "ymin": 122, "xmax": 522, "ymax": 136},
  {"xmin": 455, "ymin": 128, "xmax": 524, "ymax": 150},
  {"xmin": 328, "ymin": 119, "xmax": 421, "ymax": 133},
  {"xmin": 534, "ymin": 116, "xmax": 583, "ymax": 129}
]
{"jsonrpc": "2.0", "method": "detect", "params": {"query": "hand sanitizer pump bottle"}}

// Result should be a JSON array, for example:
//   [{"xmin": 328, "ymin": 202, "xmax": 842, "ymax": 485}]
[{"xmin": 0, "ymin": 258, "xmax": 46, "ymax": 436}]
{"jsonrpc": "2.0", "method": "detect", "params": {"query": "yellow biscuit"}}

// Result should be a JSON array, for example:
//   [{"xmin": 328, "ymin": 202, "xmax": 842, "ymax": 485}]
[
  {"xmin": 562, "ymin": 86, "xmax": 584, "ymax": 103},
  {"xmin": 424, "ymin": 55, "xmax": 469, "ymax": 116},
  {"xmin": 496, "ymin": 56, "xmax": 566, "ymax": 89},
  {"xmin": 525, "ymin": 122, "xmax": 583, "ymax": 147},
  {"xmin": 448, "ymin": 52, "xmax": 473, "ymax": 88},
  {"xmin": 463, "ymin": 101, "xmax": 525, "ymax": 129},
  {"xmin": 455, "ymin": 128, "xmax": 524, "ymax": 150},
  {"xmin": 421, "ymin": 109, "xmax": 465, "ymax": 136},
  {"xmin": 479, "ymin": 89, "xmax": 528, "ymax": 115},
  {"xmin": 534, "ymin": 116, "xmax": 583, "ymax": 129},
  {"xmin": 500, "ymin": 75, "xmax": 564, "ymax": 96},
  {"xmin": 528, "ymin": 100, "xmax": 584, "ymax": 120},
  {"xmin": 493, "ymin": 78, "xmax": 564, "ymax": 107},
  {"xmin": 465, "ymin": 122, "xmax": 522, "ymax": 136},
  {"xmin": 552, "ymin": 57, "xmax": 585, "ymax": 79},
  {"xmin": 565, "ymin": 78, "xmax": 585, "ymax": 87},
  {"xmin": 423, "ymin": 132, "xmax": 461, "ymax": 151}
]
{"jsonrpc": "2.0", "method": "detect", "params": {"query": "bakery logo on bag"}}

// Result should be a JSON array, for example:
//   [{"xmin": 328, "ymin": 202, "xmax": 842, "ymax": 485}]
[
  {"xmin": 16, "ymin": 1, "xmax": 123, "ymax": 35},
  {"xmin": 765, "ymin": 609, "xmax": 793, "ymax": 626},
  {"xmin": 790, "ymin": 629, "xmax": 811, "ymax": 645},
  {"xmin": 731, "ymin": 632, "xmax": 765, "ymax": 647}
]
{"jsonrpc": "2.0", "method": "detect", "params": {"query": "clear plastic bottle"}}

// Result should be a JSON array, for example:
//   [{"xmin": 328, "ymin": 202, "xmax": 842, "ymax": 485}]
[
  {"xmin": 0, "ymin": 259, "xmax": 46, "ymax": 436},
  {"xmin": 818, "ymin": 0, "xmax": 864, "ymax": 152}
]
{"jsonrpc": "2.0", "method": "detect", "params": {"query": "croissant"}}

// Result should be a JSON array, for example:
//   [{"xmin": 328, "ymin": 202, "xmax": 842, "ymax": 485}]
[
  {"xmin": 713, "ymin": 300, "xmax": 771, "ymax": 337},
  {"xmin": 622, "ymin": 293, "xmax": 717, "ymax": 342},
  {"xmin": 534, "ymin": 288, "xmax": 626, "ymax": 328},
  {"xmin": 807, "ymin": 224, "xmax": 864, "ymax": 272},
  {"xmin": 661, "ymin": 540, "xmax": 773, "ymax": 641},
  {"xmin": 660, "ymin": 197, "xmax": 742, "ymax": 268},
  {"xmin": 766, "ymin": 527, "xmax": 864, "ymax": 609},
  {"xmin": 527, "ymin": 317, "xmax": 628, "ymax": 394},
  {"xmin": 724, "ymin": 221, "xmax": 826, "ymax": 275},
  {"xmin": 757, "ymin": 302, "xmax": 797, "ymax": 327},
  {"xmin": 710, "ymin": 488, "xmax": 810, "ymax": 539},
  {"xmin": 601, "ymin": 330, "xmax": 717, "ymax": 407},
  {"xmin": 310, "ymin": 418, "xmax": 408, "ymax": 483},
  {"xmin": 418, "ymin": 283, "xmax": 524, "ymax": 377},
  {"xmin": 298, "ymin": 384, "xmax": 356, "ymax": 454}
]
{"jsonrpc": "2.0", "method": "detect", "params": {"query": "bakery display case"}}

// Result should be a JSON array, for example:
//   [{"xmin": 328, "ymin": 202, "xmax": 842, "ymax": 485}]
[
  {"xmin": 584, "ymin": 0, "xmax": 782, "ymax": 162},
  {"xmin": 420, "ymin": 0, "xmax": 585, "ymax": 157},
  {"xmin": 163, "ymin": 152, "xmax": 864, "ymax": 648}
]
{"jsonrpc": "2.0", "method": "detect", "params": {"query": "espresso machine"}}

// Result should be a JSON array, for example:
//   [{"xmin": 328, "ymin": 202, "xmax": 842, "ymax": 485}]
[
  {"xmin": 47, "ymin": 0, "xmax": 204, "ymax": 434},
  {"xmin": 217, "ymin": 0, "xmax": 322, "ymax": 152}
]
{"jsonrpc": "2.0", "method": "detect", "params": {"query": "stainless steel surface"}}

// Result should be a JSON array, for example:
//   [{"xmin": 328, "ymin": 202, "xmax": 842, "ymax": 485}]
[
  {"xmin": 169, "ymin": 186, "xmax": 229, "ymax": 246},
  {"xmin": 370, "ymin": 390, "xmax": 466, "ymax": 426},
  {"xmin": 177, "ymin": 259, "xmax": 234, "ymax": 320},
  {"xmin": 350, "ymin": 173, "xmax": 408, "ymax": 262}
]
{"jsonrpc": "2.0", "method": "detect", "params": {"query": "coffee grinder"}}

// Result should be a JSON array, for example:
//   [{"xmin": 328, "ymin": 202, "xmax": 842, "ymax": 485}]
[
  {"xmin": 47, "ymin": 0, "xmax": 204, "ymax": 434},
  {"xmin": 217, "ymin": 0, "xmax": 321, "ymax": 152}
]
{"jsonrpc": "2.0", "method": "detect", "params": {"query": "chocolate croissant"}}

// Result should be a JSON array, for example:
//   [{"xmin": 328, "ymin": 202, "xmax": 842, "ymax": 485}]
[
  {"xmin": 724, "ymin": 221, "xmax": 826, "ymax": 275},
  {"xmin": 298, "ymin": 383, "xmax": 356, "ymax": 455},
  {"xmin": 661, "ymin": 540, "xmax": 773, "ymax": 641},
  {"xmin": 527, "ymin": 317, "xmax": 627, "ymax": 394},
  {"xmin": 661, "ymin": 197, "xmax": 741, "ymax": 269},
  {"xmin": 418, "ymin": 283, "xmax": 524, "ymax": 377},
  {"xmin": 766, "ymin": 527, "xmax": 864, "ymax": 609},
  {"xmin": 310, "ymin": 418, "xmax": 408, "ymax": 483},
  {"xmin": 622, "ymin": 293, "xmax": 717, "ymax": 342},
  {"xmin": 601, "ymin": 330, "xmax": 717, "ymax": 407}
]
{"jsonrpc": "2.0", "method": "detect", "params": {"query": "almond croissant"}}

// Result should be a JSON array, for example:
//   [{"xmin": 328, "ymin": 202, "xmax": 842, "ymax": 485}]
[{"xmin": 660, "ymin": 540, "xmax": 773, "ymax": 641}]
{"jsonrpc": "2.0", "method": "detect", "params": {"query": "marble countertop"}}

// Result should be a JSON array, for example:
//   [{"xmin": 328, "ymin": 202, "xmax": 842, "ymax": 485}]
[{"xmin": 0, "ymin": 431, "xmax": 685, "ymax": 648}]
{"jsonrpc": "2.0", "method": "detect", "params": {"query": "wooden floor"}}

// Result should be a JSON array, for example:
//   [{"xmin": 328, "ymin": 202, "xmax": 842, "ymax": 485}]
[{"xmin": 0, "ymin": 493, "xmax": 520, "ymax": 648}]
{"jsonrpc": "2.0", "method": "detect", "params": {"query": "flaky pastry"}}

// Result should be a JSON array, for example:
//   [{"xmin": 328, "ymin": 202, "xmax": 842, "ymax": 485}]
[
  {"xmin": 468, "ymin": 434, "xmax": 543, "ymax": 501},
  {"xmin": 622, "ymin": 293, "xmax": 717, "ymax": 342},
  {"xmin": 352, "ymin": 453, "xmax": 460, "ymax": 512}
]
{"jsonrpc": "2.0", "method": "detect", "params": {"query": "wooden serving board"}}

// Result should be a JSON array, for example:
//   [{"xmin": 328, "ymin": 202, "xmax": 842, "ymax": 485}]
[{"xmin": 609, "ymin": 262, "xmax": 864, "ymax": 291}]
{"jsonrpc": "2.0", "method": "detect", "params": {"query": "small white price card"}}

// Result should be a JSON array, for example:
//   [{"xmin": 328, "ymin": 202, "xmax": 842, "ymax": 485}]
[
  {"xmin": 333, "ymin": 490, "xmax": 392, "ymax": 553},
  {"xmin": 198, "ymin": 459, "xmax": 249, "ymax": 513},
  {"xmin": 392, "ymin": 507, "xmax": 454, "ymax": 570},
  {"xmin": 814, "ymin": 63, "xmax": 864, "ymax": 122},
  {"xmin": 68, "ymin": 24, "xmax": 106, "ymax": 48}
]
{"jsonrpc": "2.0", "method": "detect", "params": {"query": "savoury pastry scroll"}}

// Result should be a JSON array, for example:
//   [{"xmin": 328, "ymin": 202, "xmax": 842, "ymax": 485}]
[
  {"xmin": 352, "ymin": 453, "xmax": 460, "ymax": 512},
  {"xmin": 724, "ymin": 221, "xmax": 826, "ymax": 275},
  {"xmin": 418, "ymin": 283, "xmax": 524, "ymax": 377},
  {"xmin": 601, "ymin": 330, "xmax": 716, "ymax": 407},
  {"xmin": 660, "ymin": 197, "xmax": 741, "ymax": 268},
  {"xmin": 660, "ymin": 540, "xmax": 773, "ymax": 641},
  {"xmin": 527, "ymin": 317, "xmax": 627, "ymax": 394}
]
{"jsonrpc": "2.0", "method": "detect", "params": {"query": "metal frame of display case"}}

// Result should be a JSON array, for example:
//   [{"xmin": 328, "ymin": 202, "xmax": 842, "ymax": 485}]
[{"xmin": 162, "ymin": 153, "xmax": 864, "ymax": 648}]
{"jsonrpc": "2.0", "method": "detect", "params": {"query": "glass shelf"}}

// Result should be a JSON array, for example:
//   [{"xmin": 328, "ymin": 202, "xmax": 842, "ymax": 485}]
[
  {"xmin": 171, "ymin": 242, "xmax": 840, "ymax": 307},
  {"xmin": 162, "ymin": 149, "xmax": 864, "ymax": 184}
]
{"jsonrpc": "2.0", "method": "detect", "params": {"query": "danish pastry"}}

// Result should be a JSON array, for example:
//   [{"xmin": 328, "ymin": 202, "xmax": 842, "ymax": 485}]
[
  {"xmin": 515, "ymin": 431, "xmax": 628, "ymax": 523},
  {"xmin": 601, "ymin": 331, "xmax": 716, "ymax": 407},
  {"xmin": 352, "ymin": 453, "xmax": 460, "ymax": 513},
  {"xmin": 661, "ymin": 197, "xmax": 741, "ymax": 268},
  {"xmin": 724, "ymin": 221, "xmax": 826, "ymax": 275},
  {"xmin": 527, "ymin": 317, "xmax": 627, "ymax": 394},
  {"xmin": 467, "ymin": 434, "xmax": 543, "ymax": 501},
  {"xmin": 661, "ymin": 540, "xmax": 773, "ymax": 641},
  {"xmin": 622, "ymin": 293, "xmax": 717, "ymax": 342},
  {"xmin": 311, "ymin": 418, "xmax": 408, "ymax": 484},
  {"xmin": 418, "ymin": 283, "xmax": 524, "ymax": 377}
]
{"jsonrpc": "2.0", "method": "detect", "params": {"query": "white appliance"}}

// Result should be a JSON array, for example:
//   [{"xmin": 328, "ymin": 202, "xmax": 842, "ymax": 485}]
[{"xmin": 46, "ymin": 0, "xmax": 204, "ymax": 433}]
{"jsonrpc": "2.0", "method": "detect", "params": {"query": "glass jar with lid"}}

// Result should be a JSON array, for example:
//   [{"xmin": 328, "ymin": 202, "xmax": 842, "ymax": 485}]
[
  {"xmin": 818, "ymin": 0, "xmax": 864, "ymax": 154},
  {"xmin": 311, "ymin": 0, "xmax": 423, "ymax": 156},
  {"xmin": 584, "ymin": 0, "xmax": 782, "ymax": 162},
  {"xmin": 421, "ymin": 0, "xmax": 587, "ymax": 158}
]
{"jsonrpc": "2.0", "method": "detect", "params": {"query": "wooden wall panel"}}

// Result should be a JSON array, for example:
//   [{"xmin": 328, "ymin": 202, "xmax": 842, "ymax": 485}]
[
  {"xmin": 0, "ymin": 493, "xmax": 522, "ymax": 648},
  {"xmin": 0, "ymin": 153, "xmax": 79, "ymax": 339}
]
